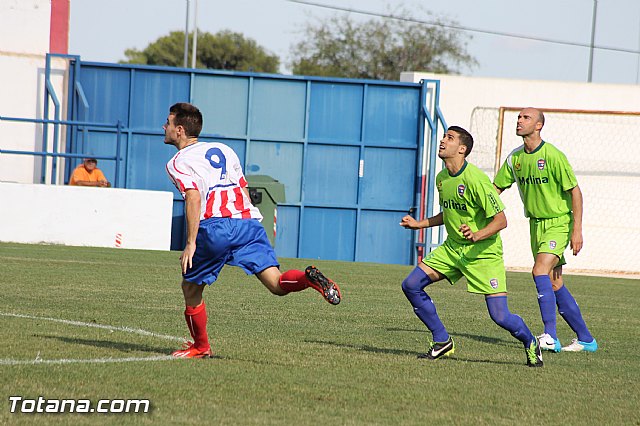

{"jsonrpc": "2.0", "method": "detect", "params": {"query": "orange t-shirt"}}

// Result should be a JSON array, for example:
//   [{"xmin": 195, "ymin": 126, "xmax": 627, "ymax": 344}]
[{"xmin": 69, "ymin": 165, "xmax": 108, "ymax": 185}]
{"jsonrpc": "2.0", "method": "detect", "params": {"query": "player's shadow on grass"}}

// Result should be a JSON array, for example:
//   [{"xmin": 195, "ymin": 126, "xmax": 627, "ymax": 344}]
[
  {"xmin": 385, "ymin": 327, "xmax": 517, "ymax": 348},
  {"xmin": 306, "ymin": 339, "xmax": 524, "ymax": 366},
  {"xmin": 39, "ymin": 335, "xmax": 169, "ymax": 355},
  {"xmin": 304, "ymin": 339, "xmax": 416, "ymax": 356},
  {"xmin": 452, "ymin": 332, "xmax": 520, "ymax": 348}
]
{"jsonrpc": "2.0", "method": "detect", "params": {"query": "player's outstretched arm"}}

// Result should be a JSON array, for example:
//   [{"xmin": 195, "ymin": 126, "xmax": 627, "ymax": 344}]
[
  {"xmin": 569, "ymin": 185, "xmax": 584, "ymax": 255},
  {"xmin": 400, "ymin": 212, "xmax": 443, "ymax": 230}
]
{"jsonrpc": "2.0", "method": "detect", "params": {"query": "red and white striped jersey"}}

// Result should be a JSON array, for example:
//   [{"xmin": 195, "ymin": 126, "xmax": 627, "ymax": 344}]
[{"xmin": 166, "ymin": 142, "xmax": 263, "ymax": 221}]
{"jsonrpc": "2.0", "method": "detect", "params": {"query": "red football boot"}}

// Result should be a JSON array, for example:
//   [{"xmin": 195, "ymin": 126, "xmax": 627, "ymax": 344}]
[
  {"xmin": 171, "ymin": 341, "xmax": 213, "ymax": 358},
  {"xmin": 304, "ymin": 266, "xmax": 342, "ymax": 305}
]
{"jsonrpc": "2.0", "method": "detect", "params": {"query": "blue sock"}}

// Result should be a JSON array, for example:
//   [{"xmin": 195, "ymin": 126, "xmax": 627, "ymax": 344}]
[
  {"xmin": 401, "ymin": 267, "xmax": 449, "ymax": 342},
  {"xmin": 485, "ymin": 296, "xmax": 535, "ymax": 347},
  {"xmin": 534, "ymin": 275, "xmax": 557, "ymax": 339},
  {"xmin": 555, "ymin": 285, "xmax": 593, "ymax": 342}
]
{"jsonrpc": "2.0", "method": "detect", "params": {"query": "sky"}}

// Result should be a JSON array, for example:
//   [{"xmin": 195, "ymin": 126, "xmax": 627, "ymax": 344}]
[{"xmin": 69, "ymin": 0, "xmax": 640, "ymax": 85}]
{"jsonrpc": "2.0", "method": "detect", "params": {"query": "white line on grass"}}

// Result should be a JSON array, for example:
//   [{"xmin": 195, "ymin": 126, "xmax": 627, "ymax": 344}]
[
  {"xmin": 0, "ymin": 355, "xmax": 176, "ymax": 366},
  {"xmin": 0, "ymin": 312, "xmax": 184, "ymax": 341},
  {"xmin": 0, "ymin": 312, "xmax": 185, "ymax": 366}
]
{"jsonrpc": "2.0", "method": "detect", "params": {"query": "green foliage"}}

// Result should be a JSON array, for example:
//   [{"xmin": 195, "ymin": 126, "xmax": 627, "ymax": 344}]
[
  {"xmin": 290, "ymin": 10, "xmax": 477, "ymax": 80},
  {"xmin": 121, "ymin": 30, "xmax": 280, "ymax": 73},
  {"xmin": 1, "ymin": 242, "xmax": 639, "ymax": 424}
]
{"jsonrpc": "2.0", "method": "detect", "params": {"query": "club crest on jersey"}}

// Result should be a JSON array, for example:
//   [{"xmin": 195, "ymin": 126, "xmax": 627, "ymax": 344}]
[
  {"xmin": 537, "ymin": 159, "xmax": 546, "ymax": 170},
  {"xmin": 514, "ymin": 162, "xmax": 522, "ymax": 171},
  {"xmin": 490, "ymin": 278, "xmax": 499, "ymax": 289},
  {"xmin": 457, "ymin": 184, "xmax": 466, "ymax": 197},
  {"xmin": 437, "ymin": 181, "xmax": 443, "ymax": 191},
  {"xmin": 549, "ymin": 240, "xmax": 556, "ymax": 249}
]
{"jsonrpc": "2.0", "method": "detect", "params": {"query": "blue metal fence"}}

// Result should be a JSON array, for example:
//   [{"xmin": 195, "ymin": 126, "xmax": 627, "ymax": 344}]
[{"xmin": 0, "ymin": 54, "xmax": 448, "ymax": 265}]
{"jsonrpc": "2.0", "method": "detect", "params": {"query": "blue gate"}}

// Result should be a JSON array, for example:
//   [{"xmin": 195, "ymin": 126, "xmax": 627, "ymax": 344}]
[{"xmin": 62, "ymin": 60, "xmax": 439, "ymax": 264}]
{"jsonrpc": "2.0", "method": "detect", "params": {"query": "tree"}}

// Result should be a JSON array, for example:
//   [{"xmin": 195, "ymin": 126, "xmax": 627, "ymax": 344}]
[
  {"xmin": 289, "ymin": 10, "xmax": 477, "ymax": 80},
  {"xmin": 121, "ymin": 30, "xmax": 280, "ymax": 73}
]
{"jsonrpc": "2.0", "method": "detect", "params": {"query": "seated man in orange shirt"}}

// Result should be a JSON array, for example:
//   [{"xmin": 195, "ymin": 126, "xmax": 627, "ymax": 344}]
[{"xmin": 69, "ymin": 158, "xmax": 111, "ymax": 187}]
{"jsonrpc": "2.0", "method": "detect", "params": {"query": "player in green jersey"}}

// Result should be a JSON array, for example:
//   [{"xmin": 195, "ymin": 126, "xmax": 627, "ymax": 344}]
[
  {"xmin": 400, "ymin": 126, "xmax": 542, "ymax": 367},
  {"xmin": 494, "ymin": 107, "xmax": 597, "ymax": 353}
]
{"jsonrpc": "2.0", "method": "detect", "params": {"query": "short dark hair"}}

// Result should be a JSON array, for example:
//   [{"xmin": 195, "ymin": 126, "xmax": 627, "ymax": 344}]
[
  {"xmin": 169, "ymin": 102, "xmax": 203, "ymax": 137},
  {"xmin": 447, "ymin": 125, "xmax": 474, "ymax": 157}
]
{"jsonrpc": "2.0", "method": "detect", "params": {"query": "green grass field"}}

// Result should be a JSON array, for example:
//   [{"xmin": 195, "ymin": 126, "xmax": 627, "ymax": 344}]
[{"xmin": 1, "ymin": 242, "xmax": 639, "ymax": 425}]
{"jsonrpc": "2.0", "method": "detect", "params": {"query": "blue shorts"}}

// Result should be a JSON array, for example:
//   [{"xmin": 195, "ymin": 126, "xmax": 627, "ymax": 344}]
[{"xmin": 184, "ymin": 218, "xmax": 279, "ymax": 285}]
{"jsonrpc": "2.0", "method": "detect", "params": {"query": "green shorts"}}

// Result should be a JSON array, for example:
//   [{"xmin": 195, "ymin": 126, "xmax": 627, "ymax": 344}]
[
  {"xmin": 422, "ymin": 238, "xmax": 507, "ymax": 295},
  {"xmin": 529, "ymin": 214, "xmax": 573, "ymax": 267}
]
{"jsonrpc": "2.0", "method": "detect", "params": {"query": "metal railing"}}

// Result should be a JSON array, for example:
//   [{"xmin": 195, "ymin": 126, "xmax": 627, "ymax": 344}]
[
  {"xmin": 415, "ymin": 79, "xmax": 448, "ymax": 262},
  {"xmin": 0, "ymin": 116, "xmax": 125, "ymax": 186},
  {"xmin": 0, "ymin": 54, "xmax": 125, "ymax": 187}
]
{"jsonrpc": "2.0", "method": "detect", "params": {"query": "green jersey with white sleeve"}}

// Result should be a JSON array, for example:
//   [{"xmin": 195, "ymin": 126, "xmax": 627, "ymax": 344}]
[
  {"xmin": 494, "ymin": 141, "xmax": 577, "ymax": 219},
  {"xmin": 436, "ymin": 161, "xmax": 505, "ymax": 246}
]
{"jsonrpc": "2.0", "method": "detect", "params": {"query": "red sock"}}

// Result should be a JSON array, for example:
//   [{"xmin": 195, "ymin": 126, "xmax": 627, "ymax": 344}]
[
  {"xmin": 185, "ymin": 302, "xmax": 210, "ymax": 351},
  {"xmin": 278, "ymin": 269, "xmax": 309, "ymax": 293}
]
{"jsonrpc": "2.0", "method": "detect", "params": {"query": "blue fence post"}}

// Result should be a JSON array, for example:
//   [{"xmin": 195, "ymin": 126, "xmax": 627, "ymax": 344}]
[
  {"xmin": 421, "ymin": 80, "xmax": 448, "ymax": 254},
  {"xmin": 41, "ymin": 55, "xmax": 51, "ymax": 183},
  {"xmin": 115, "ymin": 120, "xmax": 122, "ymax": 188}
]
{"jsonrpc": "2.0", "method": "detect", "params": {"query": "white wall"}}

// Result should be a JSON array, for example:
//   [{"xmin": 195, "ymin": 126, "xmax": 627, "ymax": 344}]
[
  {"xmin": 401, "ymin": 72, "xmax": 640, "ymax": 276},
  {"xmin": 0, "ymin": 0, "xmax": 51, "ymax": 54},
  {"xmin": 0, "ymin": 1, "xmax": 176, "ymax": 254},
  {"xmin": 0, "ymin": 183, "xmax": 174, "ymax": 250},
  {"xmin": 0, "ymin": 0, "xmax": 68, "ymax": 184},
  {"xmin": 401, "ymin": 72, "xmax": 640, "ymax": 131}
]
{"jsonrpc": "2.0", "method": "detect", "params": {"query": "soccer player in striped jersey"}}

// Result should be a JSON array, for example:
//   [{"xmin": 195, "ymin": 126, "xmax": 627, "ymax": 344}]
[
  {"xmin": 163, "ymin": 103, "xmax": 341, "ymax": 358},
  {"xmin": 494, "ymin": 107, "xmax": 597, "ymax": 353},
  {"xmin": 400, "ymin": 126, "xmax": 542, "ymax": 367}
]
